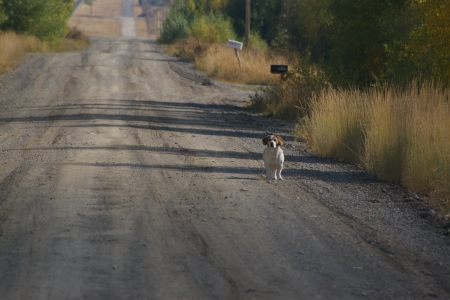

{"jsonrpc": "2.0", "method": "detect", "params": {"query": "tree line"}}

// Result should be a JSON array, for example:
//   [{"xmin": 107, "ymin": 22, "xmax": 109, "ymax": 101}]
[{"xmin": 162, "ymin": 0, "xmax": 449, "ymax": 87}]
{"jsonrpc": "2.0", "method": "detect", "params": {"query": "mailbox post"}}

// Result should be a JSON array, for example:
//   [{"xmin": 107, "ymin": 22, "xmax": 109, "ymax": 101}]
[{"xmin": 225, "ymin": 40, "xmax": 243, "ymax": 69}]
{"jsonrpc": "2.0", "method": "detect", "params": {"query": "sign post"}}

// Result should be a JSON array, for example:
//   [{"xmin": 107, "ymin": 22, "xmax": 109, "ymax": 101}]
[{"xmin": 225, "ymin": 40, "xmax": 243, "ymax": 69}]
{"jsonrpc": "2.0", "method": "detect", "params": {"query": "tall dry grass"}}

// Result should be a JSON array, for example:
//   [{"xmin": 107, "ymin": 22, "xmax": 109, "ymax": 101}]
[
  {"xmin": 0, "ymin": 31, "xmax": 49, "ymax": 75},
  {"xmin": 169, "ymin": 38, "xmax": 287, "ymax": 85},
  {"xmin": 303, "ymin": 82, "xmax": 450, "ymax": 211},
  {"xmin": 307, "ymin": 88, "xmax": 367, "ymax": 164},
  {"xmin": 196, "ymin": 44, "xmax": 286, "ymax": 85},
  {"xmin": 0, "ymin": 29, "xmax": 89, "ymax": 77}
]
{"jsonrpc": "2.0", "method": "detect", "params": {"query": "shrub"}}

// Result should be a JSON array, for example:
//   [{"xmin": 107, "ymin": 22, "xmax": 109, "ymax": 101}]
[
  {"xmin": 190, "ymin": 13, "xmax": 235, "ymax": 44},
  {"xmin": 248, "ymin": 31, "xmax": 268, "ymax": 51},
  {"xmin": 57, "ymin": 27, "xmax": 90, "ymax": 52},
  {"xmin": 0, "ymin": 0, "xmax": 73, "ymax": 43},
  {"xmin": 159, "ymin": 6, "xmax": 191, "ymax": 43},
  {"xmin": 249, "ymin": 53, "xmax": 327, "ymax": 120}
]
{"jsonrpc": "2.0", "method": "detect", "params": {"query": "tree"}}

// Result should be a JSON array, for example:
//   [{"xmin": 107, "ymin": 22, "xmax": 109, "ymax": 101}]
[
  {"xmin": 225, "ymin": 0, "xmax": 281, "ymax": 44},
  {"xmin": 324, "ymin": 0, "xmax": 409, "ymax": 87},
  {"xmin": 389, "ymin": 0, "xmax": 450, "ymax": 85},
  {"xmin": 0, "ymin": 0, "xmax": 73, "ymax": 43},
  {"xmin": 0, "ymin": 0, "xmax": 7, "ymax": 25},
  {"xmin": 159, "ymin": 0, "xmax": 193, "ymax": 43},
  {"xmin": 280, "ymin": 0, "xmax": 331, "ymax": 58}
]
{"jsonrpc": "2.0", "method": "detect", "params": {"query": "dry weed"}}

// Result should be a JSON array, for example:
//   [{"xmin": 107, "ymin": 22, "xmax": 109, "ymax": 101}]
[
  {"xmin": 304, "ymin": 83, "xmax": 450, "ymax": 212},
  {"xmin": 196, "ymin": 44, "xmax": 286, "ymax": 85},
  {"xmin": 0, "ymin": 31, "xmax": 48, "ymax": 75}
]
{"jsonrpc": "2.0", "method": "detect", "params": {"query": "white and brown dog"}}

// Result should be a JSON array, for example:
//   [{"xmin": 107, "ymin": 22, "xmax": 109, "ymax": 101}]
[{"xmin": 262, "ymin": 134, "xmax": 284, "ymax": 180}]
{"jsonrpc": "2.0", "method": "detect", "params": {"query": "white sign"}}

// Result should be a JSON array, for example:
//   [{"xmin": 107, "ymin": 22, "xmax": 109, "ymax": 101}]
[{"xmin": 226, "ymin": 40, "xmax": 243, "ymax": 50}]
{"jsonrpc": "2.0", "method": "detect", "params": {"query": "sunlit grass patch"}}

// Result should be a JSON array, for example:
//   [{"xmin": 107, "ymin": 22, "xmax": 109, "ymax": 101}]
[
  {"xmin": 302, "ymin": 82, "xmax": 450, "ymax": 212},
  {"xmin": 165, "ymin": 38, "xmax": 287, "ymax": 86},
  {"xmin": 195, "ymin": 44, "xmax": 286, "ymax": 85},
  {"xmin": 307, "ymin": 88, "xmax": 367, "ymax": 164},
  {"xmin": 0, "ymin": 29, "xmax": 89, "ymax": 77},
  {"xmin": 0, "ymin": 31, "xmax": 48, "ymax": 76}
]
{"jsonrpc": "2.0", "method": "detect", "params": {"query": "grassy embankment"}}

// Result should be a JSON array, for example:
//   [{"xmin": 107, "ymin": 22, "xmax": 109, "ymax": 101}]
[
  {"xmin": 0, "ymin": 29, "xmax": 89, "ymax": 77},
  {"xmin": 303, "ymin": 83, "xmax": 450, "ymax": 212}
]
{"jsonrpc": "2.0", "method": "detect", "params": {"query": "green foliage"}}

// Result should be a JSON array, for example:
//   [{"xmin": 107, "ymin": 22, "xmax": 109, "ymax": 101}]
[
  {"xmin": 386, "ymin": 0, "xmax": 450, "ymax": 85},
  {"xmin": 294, "ymin": 0, "xmax": 331, "ymax": 47},
  {"xmin": 159, "ymin": 0, "xmax": 193, "ymax": 43},
  {"xmin": 0, "ymin": 0, "xmax": 73, "ymax": 43},
  {"xmin": 324, "ymin": 0, "xmax": 409, "ymax": 87},
  {"xmin": 278, "ymin": 0, "xmax": 331, "ymax": 58},
  {"xmin": 160, "ymin": 0, "xmax": 235, "ymax": 45},
  {"xmin": 0, "ymin": 0, "xmax": 7, "ymax": 25},
  {"xmin": 190, "ymin": 13, "xmax": 235, "ymax": 43},
  {"xmin": 225, "ymin": 0, "xmax": 282, "ymax": 45},
  {"xmin": 189, "ymin": 0, "xmax": 228, "ymax": 14},
  {"xmin": 323, "ymin": 0, "xmax": 450, "ymax": 87},
  {"xmin": 162, "ymin": 0, "xmax": 450, "ymax": 88},
  {"xmin": 248, "ymin": 31, "xmax": 267, "ymax": 51}
]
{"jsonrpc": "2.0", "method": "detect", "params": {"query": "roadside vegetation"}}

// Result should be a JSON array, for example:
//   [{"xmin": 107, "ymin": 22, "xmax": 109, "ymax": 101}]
[
  {"xmin": 0, "ymin": 28, "xmax": 89, "ymax": 76},
  {"xmin": 0, "ymin": 0, "xmax": 89, "ymax": 77},
  {"xmin": 302, "ymin": 83, "xmax": 450, "ymax": 212},
  {"xmin": 160, "ymin": 0, "xmax": 450, "ymax": 213},
  {"xmin": 159, "ymin": 0, "xmax": 287, "ymax": 85}
]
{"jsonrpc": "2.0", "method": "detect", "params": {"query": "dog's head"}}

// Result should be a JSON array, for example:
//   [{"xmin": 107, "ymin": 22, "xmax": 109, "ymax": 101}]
[{"xmin": 262, "ymin": 135, "xmax": 283, "ymax": 148}]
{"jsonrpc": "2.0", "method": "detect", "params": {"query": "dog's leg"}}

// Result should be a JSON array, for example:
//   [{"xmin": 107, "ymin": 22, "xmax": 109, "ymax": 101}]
[
  {"xmin": 265, "ymin": 165, "xmax": 273, "ymax": 180},
  {"xmin": 276, "ymin": 166, "xmax": 283, "ymax": 180}
]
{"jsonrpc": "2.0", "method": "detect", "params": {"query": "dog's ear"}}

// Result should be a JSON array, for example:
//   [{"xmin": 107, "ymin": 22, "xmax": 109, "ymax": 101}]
[
  {"xmin": 262, "ymin": 135, "xmax": 270, "ymax": 145},
  {"xmin": 275, "ymin": 135, "xmax": 284, "ymax": 147}
]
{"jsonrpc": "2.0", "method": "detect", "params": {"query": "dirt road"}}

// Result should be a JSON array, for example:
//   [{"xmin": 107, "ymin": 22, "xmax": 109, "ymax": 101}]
[{"xmin": 0, "ymin": 37, "xmax": 449, "ymax": 299}]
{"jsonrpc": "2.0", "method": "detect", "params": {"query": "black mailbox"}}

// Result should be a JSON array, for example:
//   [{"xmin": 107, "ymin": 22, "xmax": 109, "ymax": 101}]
[{"xmin": 270, "ymin": 64, "xmax": 288, "ymax": 74}]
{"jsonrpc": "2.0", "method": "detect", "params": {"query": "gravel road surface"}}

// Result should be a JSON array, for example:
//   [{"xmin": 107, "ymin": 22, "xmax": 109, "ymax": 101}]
[{"xmin": 0, "ymin": 36, "xmax": 449, "ymax": 299}]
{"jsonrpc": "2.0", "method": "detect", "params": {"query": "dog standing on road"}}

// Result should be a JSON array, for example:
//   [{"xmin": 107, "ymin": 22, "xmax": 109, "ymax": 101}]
[{"xmin": 262, "ymin": 134, "xmax": 284, "ymax": 180}]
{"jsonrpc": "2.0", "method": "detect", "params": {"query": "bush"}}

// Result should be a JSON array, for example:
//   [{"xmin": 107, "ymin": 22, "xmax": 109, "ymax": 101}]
[
  {"xmin": 57, "ymin": 27, "xmax": 90, "ymax": 52},
  {"xmin": 160, "ymin": 0, "xmax": 235, "ymax": 45},
  {"xmin": 159, "ymin": 6, "xmax": 191, "ymax": 43},
  {"xmin": 0, "ymin": 0, "xmax": 73, "ymax": 43},
  {"xmin": 190, "ymin": 13, "xmax": 235, "ymax": 44},
  {"xmin": 248, "ymin": 31, "xmax": 268, "ymax": 51},
  {"xmin": 249, "ymin": 53, "xmax": 328, "ymax": 120}
]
